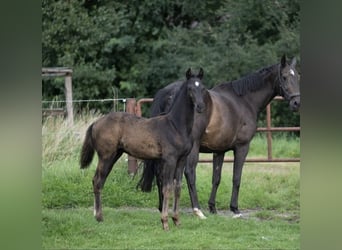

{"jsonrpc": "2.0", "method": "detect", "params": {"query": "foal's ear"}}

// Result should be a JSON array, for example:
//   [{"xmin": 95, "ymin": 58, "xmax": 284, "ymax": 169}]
[
  {"xmin": 186, "ymin": 68, "xmax": 192, "ymax": 79},
  {"xmin": 290, "ymin": 57, "xmax": 297, "ymax": 67},
  {"xmin": 198, "ymin": 68, "xmax": 204, "ymax": 79},
  {"xmin": 281, "ymin": 54, "xmax": 287, "ymax": 68}
]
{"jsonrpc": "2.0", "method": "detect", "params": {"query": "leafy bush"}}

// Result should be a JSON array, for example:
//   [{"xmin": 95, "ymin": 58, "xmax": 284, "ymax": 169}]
[{"xmin": 42, "ymin": 0, "xmax": 300, "ymax": 127}]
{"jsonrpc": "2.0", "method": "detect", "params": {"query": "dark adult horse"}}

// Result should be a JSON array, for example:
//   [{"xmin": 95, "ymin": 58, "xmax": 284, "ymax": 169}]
[
  {"xmin": 80, "ymin": 68, "xmax": 207, "ymax": 230},
  {"xmin": 139, "ymin": 55, "xmax": 300, "ymax": 219}
]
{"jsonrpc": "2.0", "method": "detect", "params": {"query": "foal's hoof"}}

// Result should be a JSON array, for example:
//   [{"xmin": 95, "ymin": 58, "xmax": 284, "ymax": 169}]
[
  {"xmin": 95, "ymin": 214, "xmax": 103, "ymax": 222},
  {"xmin": 161, "ymin": 218, "xmax": 169, "ymax": 231},
  {"xmin": 172, "ymin": 216, "xmax": 181, "ymax": 226}
]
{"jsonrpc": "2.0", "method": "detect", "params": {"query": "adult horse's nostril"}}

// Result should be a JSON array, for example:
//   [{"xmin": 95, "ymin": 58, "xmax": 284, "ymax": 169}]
[
  {"xmin": 295, "ymin": 99, "xmax": 301, "ymax": 108},
  {"xmin": 290, "ymin": 98, "xmax": 300, "ymax": 111}
]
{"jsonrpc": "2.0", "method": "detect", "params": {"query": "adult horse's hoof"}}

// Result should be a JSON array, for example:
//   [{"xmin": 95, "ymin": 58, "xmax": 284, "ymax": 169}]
[
  {"xmin": 230, "ymin": 205, "xmax": 240, "ymax": 214},
  {"xmin": 208, "ymin": 205, "xmax": 217, "ymax": 214},
  {"xmin": 193, "ymin": 208, "xmax": 207, "ymax": 219}
]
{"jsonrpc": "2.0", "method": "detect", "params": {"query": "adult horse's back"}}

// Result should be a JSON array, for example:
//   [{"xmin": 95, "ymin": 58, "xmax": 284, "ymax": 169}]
[
  {"xmin": 80, "ymin": 68, "xmax": 207, "ymax": 230},
  {"xmin": 139, "ymin": 55, "xmax": 300, "ymax": 218}
]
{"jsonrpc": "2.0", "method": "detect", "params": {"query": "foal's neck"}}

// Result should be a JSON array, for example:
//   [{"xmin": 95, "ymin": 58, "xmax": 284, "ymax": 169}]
[{"xmin": 168, "ymin": 83, "xmax": 194, "ymax": 137}]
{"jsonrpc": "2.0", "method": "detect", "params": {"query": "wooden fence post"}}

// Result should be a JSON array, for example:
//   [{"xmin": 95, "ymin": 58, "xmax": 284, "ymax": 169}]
[
  {"xmin": 126, "ymin": 98, "xmax": 139, "ymax": 175},
  {"xmin": 65, "ymin": 72, "xmax": 74, "ymax": 126}
]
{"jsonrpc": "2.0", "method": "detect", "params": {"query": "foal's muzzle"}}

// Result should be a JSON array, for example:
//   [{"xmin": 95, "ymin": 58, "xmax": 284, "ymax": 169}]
[{"xmin": 196, "ymin": 103, "xmax": 205, "ymax": 113}]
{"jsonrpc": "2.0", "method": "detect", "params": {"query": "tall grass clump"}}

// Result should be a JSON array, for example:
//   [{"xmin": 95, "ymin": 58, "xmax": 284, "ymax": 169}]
[{"xmin": 42, "ymin": 111, "xmax": 101, "ymax": 167}]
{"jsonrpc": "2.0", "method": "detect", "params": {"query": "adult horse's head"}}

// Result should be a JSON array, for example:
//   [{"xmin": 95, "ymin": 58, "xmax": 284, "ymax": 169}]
[
  {"xmin": 185, "ymin": 68, "xmax": 206, "ymax": 113},
  {"xmin": 278, "ymin": 55, "xmax": 300, "ymax": 111}
]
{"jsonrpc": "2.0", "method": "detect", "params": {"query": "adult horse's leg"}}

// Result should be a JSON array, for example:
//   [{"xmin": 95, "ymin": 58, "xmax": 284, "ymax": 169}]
[
  {"xmin": 156, "ymin": 171, "xmax": 163, "ymax": 212},
  {"xmin": 229, "ymin": 144, "xmax": 249, "ymax": 216},
  {"xmin": 208, "ymin": 152, "xmax": 225, "ymax": 214},
  {"xmin": 92, "ymin": 151, "xmax": 123, "ymax": 222},
  {"xmin": 184, "ymin": 142, "xmax": 206, "ymax": 219}
]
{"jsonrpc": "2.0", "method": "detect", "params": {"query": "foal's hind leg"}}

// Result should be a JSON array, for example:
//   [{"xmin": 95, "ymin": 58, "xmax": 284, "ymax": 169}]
[
  {"xmin": 161, "ymin": 181, "xmax": 172, "ymax": 231},
  {"xmin": 160, "ymin": 161, "xmax": 175, "ymax": 231},
  {"xmin": 93, "ymin": 151, "xmax": 123, "ymax": 222}
]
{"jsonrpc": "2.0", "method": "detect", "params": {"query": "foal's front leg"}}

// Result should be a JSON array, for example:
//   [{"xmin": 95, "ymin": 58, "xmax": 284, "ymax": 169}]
[
  {"xmin": 161, "ymin": 182, "xmax": 172, "ymax": 230},
  {"xmin": 172, "ymin": 162, "xmax": 186, "ymax": 226}
]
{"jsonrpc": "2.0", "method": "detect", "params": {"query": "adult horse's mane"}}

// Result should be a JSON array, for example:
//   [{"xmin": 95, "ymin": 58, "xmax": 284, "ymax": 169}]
[
  {"xmin": 149, "ymin": 80, "xmax": 183, "ymax": 116},
  {"xmin": 218, "ymin": 64, "xmax": 275, "ymax": 96}
]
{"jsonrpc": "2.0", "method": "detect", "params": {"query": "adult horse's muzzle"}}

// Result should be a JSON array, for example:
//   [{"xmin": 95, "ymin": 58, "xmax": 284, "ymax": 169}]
[{"xmin": 289, "ymin": 95, "xmax": 300, "ymax": 112}]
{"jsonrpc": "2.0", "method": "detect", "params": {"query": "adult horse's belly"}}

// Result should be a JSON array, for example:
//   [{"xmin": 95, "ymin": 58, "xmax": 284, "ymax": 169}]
[{"xmin": 199, "ymin": 128, "xmax": 234, "ymax": 152}]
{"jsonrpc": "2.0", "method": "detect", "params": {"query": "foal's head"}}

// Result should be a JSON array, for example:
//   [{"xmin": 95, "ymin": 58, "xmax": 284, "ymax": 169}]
[
  {"xmin": 278, "ymin": 55, "xmax": 301, "ymax": 111},
  {"xmin": 185, "ymin": 68, "xmax": 206, "ymax": 113}
]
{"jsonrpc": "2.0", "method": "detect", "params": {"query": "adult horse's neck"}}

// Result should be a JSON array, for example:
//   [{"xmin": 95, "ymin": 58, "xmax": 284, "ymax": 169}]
[
  {"xmin": 241, "ymin": 64, "xmax": 280, "ymax": 115},
  {"xmin": 167, "ymin": 81, "xmax": 194, "ymax": 137}
]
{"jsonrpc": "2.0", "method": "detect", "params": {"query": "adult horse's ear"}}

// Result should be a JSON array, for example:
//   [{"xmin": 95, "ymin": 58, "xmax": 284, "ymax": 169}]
[
  {"xmin": 186, "ymin": 68, "xmax": 192, "ymax": 80},
  {"xmin": 198, "ymin": 68, "xmax": 204, "ymax": 79},
  {"xmin": 290, "ymin": 57, "xmax": 297, "ymax": 67},
  {"xmin": 281, "ymin": 54, "xmax": 287, "ymax": 68}
]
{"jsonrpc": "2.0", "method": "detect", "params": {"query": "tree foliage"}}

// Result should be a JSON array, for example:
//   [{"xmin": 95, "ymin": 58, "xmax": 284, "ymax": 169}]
[{"xmin": 42, "ymin": 0, "xmax": 300, "ymax": 127}]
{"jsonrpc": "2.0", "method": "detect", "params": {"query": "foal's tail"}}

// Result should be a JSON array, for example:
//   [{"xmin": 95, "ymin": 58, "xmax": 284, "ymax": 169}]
[
  {"xmin": 137, "ymin": 159, "xmax": 159, "ymax": 192},
  {"xmin": 80, "ymin": 123, "xmax": 95, "ymax": 169}
]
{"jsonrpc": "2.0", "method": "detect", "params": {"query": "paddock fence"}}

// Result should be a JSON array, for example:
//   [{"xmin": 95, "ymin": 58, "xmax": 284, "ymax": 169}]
[
  {"xmin": 41, "ymin": 94, "xmax": 300, "ymax": 174},
  {"xmin": 125, "ymin": 96, "xmax": 300, "ymax": 173}
]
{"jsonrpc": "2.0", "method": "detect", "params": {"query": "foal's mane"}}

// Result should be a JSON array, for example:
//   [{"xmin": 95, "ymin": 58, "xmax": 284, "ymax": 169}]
[{"xmin": 222, "ymin": 64, "xmax": 276, "ymax": 96}]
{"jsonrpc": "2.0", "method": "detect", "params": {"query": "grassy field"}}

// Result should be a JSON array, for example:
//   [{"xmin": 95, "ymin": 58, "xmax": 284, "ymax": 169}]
[{"xmin": 42, "ymin": 115, "xmax": 300, "ymax": 249}]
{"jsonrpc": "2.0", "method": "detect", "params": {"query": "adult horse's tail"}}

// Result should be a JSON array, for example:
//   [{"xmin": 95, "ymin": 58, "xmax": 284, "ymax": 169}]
[
  {"xmin": 137, "ymin": 160, "xmax": 157, "ymax": 192},
  {"xmin": 80, "ymin": 124, "xmax": 95, "ymax": 169}
]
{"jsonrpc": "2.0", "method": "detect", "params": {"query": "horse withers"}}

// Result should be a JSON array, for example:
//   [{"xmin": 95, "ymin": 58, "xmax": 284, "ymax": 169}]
[
  {"xmin": 139, "ymin": 55, "xmax": 300, "ymax": 218},
  {"xmin": 80, "ymin": 68, "xmax": 207, "ymax": 230}
]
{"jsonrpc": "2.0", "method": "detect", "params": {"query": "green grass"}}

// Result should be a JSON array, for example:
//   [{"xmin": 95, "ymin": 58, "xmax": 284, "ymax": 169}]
[
  {"xmin": 42, "ymin": 207, "xmax": 299, "ymax": 249},
  {"xmin": 42, "ymin": 114, "xmax": 300, "ymax": 249}
]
